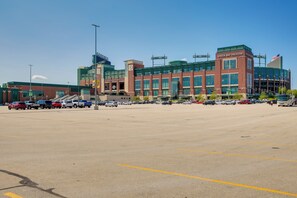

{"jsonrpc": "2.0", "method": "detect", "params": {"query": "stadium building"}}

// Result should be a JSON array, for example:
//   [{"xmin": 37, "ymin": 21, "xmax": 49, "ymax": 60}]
[{"xmin": 77, "ymin": 44, "xmax": 291, "ymax": 100}]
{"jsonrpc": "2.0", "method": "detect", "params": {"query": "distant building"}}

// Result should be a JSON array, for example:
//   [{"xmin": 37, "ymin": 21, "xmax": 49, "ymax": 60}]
[
  {"xmin": 78, "ymin": 44, "xmax": 291, "ymax": 100},
  {"xmin": 0, "ymin": 82, "xmax": 91, "ymax": 104}
]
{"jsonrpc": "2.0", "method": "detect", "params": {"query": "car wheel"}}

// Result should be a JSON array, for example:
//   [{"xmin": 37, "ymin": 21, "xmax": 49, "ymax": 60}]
[
  {"xmin": 8, "ymin": 107, "xmax": 11, "ymax": 110},
  {"xmin": 16, "ymin": 108, "xmax": 19, "ymax": 110},
  {"xmin": 73, "ymin": 104, "xmax": 77, "ymax": 108},
  {"xmin": 28, "ymin": 106, "xmax": 31, "ymax": 109}
]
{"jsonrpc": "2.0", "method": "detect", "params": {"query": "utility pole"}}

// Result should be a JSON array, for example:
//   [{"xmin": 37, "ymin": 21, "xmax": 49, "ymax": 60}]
[
  {"xmin": 92, "ymin": 24, "xmax": 100, "ymax": 110},
  {"xmin": 29, "ymin": 64, "xmax": 33, "ymax": 101}
]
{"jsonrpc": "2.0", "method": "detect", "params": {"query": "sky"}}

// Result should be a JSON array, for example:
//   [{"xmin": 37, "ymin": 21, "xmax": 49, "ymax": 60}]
[{"xmin": 0, "ymin": 0, "xmax": 297, "ymax": 88}]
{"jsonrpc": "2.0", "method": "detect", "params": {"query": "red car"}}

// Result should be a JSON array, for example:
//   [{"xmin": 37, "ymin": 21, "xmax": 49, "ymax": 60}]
[
  {"xmin": 8, "ymin": 101, "xmax": 26, "ymax": 110},
  {"xmin": 52, "ymin": 101, "xmax": 62, "ymax": 109},
  {"xmin": 239, "ymin": 99, "xmax": 252, "ymax": 104}
]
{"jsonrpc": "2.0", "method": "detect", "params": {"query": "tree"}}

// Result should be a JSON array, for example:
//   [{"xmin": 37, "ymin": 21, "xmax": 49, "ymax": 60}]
[
  {"xmin": 278, "ymin": 86, "xmax": 287, "ymax": 94},
  {"xmin": 292, "ymin": 90, "xmax": 297, "ymax": 98},
  {"xmin": 143, "ymin": 96, "xmax": 149, "ymax": 101},
  {"xmin": 195, "ymin": 94, "xmax": 205, "ymax": 102},
  {"xmin": 286, "ymin": 89, "xmax": 292, "ymax": 95},
  {"xmin": 209, "ymin": 91, "xmax": 217, "ymax": 100},
  {"xmin": 259, "ymin": 91, "xmax": 268, "ymax": 100},
  {"xmin": 132, "ymin": 96, "xmax": 141, "ymax": 102},
  {"xmin": 232, "ymin": 93, "xmax": 242, "ymax": 100}
]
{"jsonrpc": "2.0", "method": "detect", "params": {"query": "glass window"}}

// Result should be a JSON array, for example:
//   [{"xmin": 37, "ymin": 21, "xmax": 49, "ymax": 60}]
[
  {"xmin": 206, "ymin": 65, "xmax": 215, "ymax": 71},
  {"xmin": 153, "ymin": 90, "xmax": 159, "ymax": 96},
  {"xmin": 183, "ymin": 77, "xmax": 190, "ymax": 87},
  {"xmin": 221, "ymin": 74, "xmax": 229, "ymax": 85},
  {"xmin": 230, "ymin": 73, "xmax": 238, "ymax": 84},
  {"xmin": 144, "ymin": 71, "xmax": 151, "ymax": 75},
  {"xmin": 143, "ymin": 80, "xmax": 150, "ymax": 89},
  {"xmin": 163, "ymin": 69, "xmax": 170, "ymax": 74},
  {"xmin": 206, "ymin": 75, "xmax": 214, "ymax": 86},
  {"xmin": 173, "ymin": 68, "xmax": 182, "ymax": 74},
  {"xmin": 135, "ymin": 80, "xmax": 141, "ymax": 90},
  {"xmin": 135, "ymin": 90, "xmax": 140, "ymax": 96},
  {"xmin": 247, "ymin": 59, "xmax": 252, "ymax": 70},
  {"xmin": 224, "ymin": 59, "xmax": 237, "ymax": 69},
  {"xmin": 153, "ymin": 79, "xmax": 159, "ymax": 89},
  {"xmin": 183, "ymin": 88, "xmax": 190, "ymax": 95},
  {"xmin": 162, "ymin": 89, "xmax": 169, "ymax": 96},
  {"xmin": 143, "ymin": 90, "xmax": 149, "ymax": 96},
  {"xmin": 206, "ymin": 87, "xmax": 214, "ymax": 94},
  {"xmin": 154, "ymin": 70, "xmax": 160, "ymax": 75},
  {"xmin": 194, "ymin": 76, "xmax": 202, "ymax": 86},
  {"xmin": 183, "ymin": 66, "xmax": 192, "ymax": 72},
  {"xmin": 162, "ymin": 79, "xmax": 169, "ymax": 89},
  {"xmin": 194, "ymin": 88, "xmax": 201, "ymax": 95}
]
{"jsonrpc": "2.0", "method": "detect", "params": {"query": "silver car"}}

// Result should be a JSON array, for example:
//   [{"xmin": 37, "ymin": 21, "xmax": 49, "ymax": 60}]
[{"xmin": 105, "ymin": 101, "xmax": 118, "ymax": 107}]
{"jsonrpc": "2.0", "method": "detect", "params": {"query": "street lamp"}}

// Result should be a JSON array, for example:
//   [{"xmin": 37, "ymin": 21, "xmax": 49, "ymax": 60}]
[
  {"xmin": 29, "ymin": 64, "xmax": 33, "ymax": 100},
  {"xmin": 92, "ymin": 24, "xmax": 100, "ymax": 110}
]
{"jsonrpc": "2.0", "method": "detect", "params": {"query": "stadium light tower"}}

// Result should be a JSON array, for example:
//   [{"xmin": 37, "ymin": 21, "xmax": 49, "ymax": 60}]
[
  {"xmin": 92, "ymin": 24, "xmax": 100, "ymax": 110},
  {"xmin": 29, "ymin": 64, "xmax": 33, "ymax": 101}
]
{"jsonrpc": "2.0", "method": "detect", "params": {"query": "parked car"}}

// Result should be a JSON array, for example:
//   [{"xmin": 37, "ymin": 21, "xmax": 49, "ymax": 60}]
[
  {"xmin": 8, "ymin": 101, "xmax": 26, "ymax": 110},
  {"xmin": 182, "ymin": 101, "xmax": 192, "ymax": 105},
  {"xmin": 97, "ymin": 101, "xmax": 107, "ymax": 106},
  {"xmin": 72, "ymin": 99, "xmax": 84, "ymax": 108},
  {"xmin": 161, "ymin": 101, "xmax": 172, "ymax": 105},
  {"xmin": 52, "ymin": 101, "xmax": 62, "ymax": 109},
  {"xmin": 61, "ymin": 100, "xmax": 73, "ymax": 108},
  {"xmin": 80, "ymin": 100, "xmax": 92, "ymax": 108},
  {"xmin": 24, "ymin": 101, "xmax": 40, "ymax": 109},
  {"xmin": 37, "ymin": 100, "xmax": 52, "ymax": 109},
  {"xmin": 122, "ymin": 101, "xmax": 132, "ymax": 105},
  {"xmin": 224, "ymin": 100, "xmax": 236, "ymax": 105},
  {"xmin": 239, "ymin": 99, "xmax": 252, "ymax": 104},
  {"xmin": 203, "ymin": 100, "xmax": 215, "ymax": 105},
  {"xmin": 215, "ymin": 100, "xmax": 224, "ymax": 105},
  {"xmin": 105, "ymin": 101, "xmax": 118, "ymax": 107}
]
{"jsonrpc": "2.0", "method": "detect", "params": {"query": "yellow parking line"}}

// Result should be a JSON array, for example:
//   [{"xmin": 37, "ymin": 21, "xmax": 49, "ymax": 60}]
[
  {"xmin": 4, "ymin": 192, "xmax": 23, "ymax": 198},
  {"xmin": 178, "ymin": 149, "xmax": 297, "ymax": 163},
  {"xmin": 119, "ymin": 163, "xmax": 297, "ymax": 197}
]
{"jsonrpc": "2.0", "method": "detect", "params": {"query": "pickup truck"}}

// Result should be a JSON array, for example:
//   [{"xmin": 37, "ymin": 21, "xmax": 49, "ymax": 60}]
[
  {"xmin": 72, "ymin": 99, "xmax": 85, "ymax": 108},
  {"xmin": 80, "ymin": 100, "xmax": 92, "ymax": 108},
  {"xmin": 61, "ymin": 100, "xmax": 73, "ymax": 108},
  {"xmin": 24, "ymin": 101, "xmax": 40, "ymax": 109}
]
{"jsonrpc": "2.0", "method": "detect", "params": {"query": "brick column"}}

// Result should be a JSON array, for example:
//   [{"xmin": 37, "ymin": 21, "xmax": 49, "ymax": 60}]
[
  {"xmin": 159, "ymin": 74, "xmax": 162, "ymax": 96},
  {"xmin": 116, "ymin": 80, "xmax": 120, "ymax": 94},
  {"xmin": 179, "ymin": 72, "xmax": 183, "ymax": 95},
  {"xmin": 190, "ymin": 71, "xmax": 194, "ymax": 95},
  {"xmin": 149, "ymin": 75, "xmax": 153, "ymax": 96}
]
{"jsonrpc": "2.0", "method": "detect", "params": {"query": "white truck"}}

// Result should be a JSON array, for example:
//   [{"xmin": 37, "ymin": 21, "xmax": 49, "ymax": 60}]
[
  {"xmin": 72, "ymin": 99, "xmax": 85, "ymax": 108},
  {"xmin": 61, "ymin": 100, "xmax": 73, "ymax": 108}
]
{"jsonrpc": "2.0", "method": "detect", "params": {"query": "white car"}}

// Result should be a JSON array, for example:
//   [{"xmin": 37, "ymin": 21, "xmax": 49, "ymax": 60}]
[
  {"xmin": 61, "ymin": 100, "xmax": 73, "ymax": 108},
  {"xmin": 122, "ymin": 101, "xmax": 132, "ymax": 105},
  {"xmin": 105, "ymin": 101, "xmax": 118, "ymax": 107},
  {"xmin": 72, "ymin": 99, "xmax": 84, "ymax": 108}
]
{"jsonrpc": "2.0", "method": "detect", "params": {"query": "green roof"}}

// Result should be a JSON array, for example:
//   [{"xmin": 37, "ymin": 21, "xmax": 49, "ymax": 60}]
[
  {"xmin": 6, "ymin": 81, "xmax": 91, "ymax": 89},
  {"xmin": 217, "ymin": 45, "xmax": 252, "ymax": 53}
]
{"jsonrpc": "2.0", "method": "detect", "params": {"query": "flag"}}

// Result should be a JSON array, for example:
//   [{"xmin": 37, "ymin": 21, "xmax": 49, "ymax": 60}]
[
  {"xmin": 271, "ymin": 54, "xmax": 280, "ymax": 61},
  {"xmin": 32, "ymin": 75, "xmax": 48, "ymax": 80}
]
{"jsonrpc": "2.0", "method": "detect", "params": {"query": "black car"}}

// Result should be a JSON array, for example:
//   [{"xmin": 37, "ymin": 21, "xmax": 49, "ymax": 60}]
[
  {"xmin": 162, "ymin": 101, "xmax": 172, "ymax": 105},
  {"xmin": 36, "ymin": 100, "xmax": 52, "ymax": 109},
  {"xmin": 203, "ymin": 100, "xmax": 215, "ymax": 105},
  {"xmin": 97, "ymin": 101, "xmax": 107, "ymax": 106}
]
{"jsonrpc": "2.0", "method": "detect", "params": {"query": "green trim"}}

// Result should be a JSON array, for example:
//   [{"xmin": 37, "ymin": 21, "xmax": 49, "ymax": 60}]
[
  {"xmin": 217, "ymin": 45, "xmax": 252, "ymax": 53},
  {"xmin": 6, "ymin": 82, "xmax": 91, "ymax": 89}
]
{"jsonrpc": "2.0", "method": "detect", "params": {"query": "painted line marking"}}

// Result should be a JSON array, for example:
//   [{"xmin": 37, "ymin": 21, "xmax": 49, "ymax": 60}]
[
  {"xmin": 4, "ymin": 192, "xmax": 23, "ymax": 198},
  {"xmin": 119, "ymin": 163, "xmax": 297, "ymax": 197},
  {"xmin": 178, "ymin": 148, "xmax": 297, "ymax": 163}
]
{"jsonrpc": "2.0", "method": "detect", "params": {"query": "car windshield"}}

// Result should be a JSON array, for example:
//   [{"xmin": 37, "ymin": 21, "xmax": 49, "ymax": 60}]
[{"xmin": 45, "ymin": 101, "xmax": 52, "ymax": 104}]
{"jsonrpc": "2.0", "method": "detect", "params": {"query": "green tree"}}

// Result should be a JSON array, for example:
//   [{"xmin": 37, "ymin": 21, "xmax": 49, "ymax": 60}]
[
  {"xmin": 195, "ymin": 94, "xmax": 205, "ymax": 102},
  {"xmin": 278, "ymin": 86, "xmax": 287, "ymax": 94},
  {"xmin": 292, "ymin": 90, "xmax": 297, "ymax": 98},
  {"xmin": 259, "ymin": 92, "xmax": 268, "ymax": 100},
  {"xmin": 143, "ymin": 96, "xmax": 149, "ymax": 101},
  {"xmin": 209, "ymin": 91, "xmax": 217, "ymax": 100},
  {"xmin": 232, "ymin": 93, "xmax": 242, "ymax": 100},
  {"xmin": 132, "ymin": 96, "xmax": 141, "ymax": 102},
  {"xmin": 286, "ymin": 89, "xmax": 292, "ymax": 95}
]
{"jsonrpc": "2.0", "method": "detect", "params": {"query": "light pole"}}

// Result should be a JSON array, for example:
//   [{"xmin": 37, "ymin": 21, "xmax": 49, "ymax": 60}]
[
  {"xmin": 29, "ymin": 64, "xmax": 33, "ymax": 101},
  {"xmin": 92, "ymin": 24, "xmax": 100, "ymax": 110}
]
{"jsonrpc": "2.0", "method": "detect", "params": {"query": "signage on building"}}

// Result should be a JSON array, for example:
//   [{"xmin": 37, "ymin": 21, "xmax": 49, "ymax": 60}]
[{"xmin": 218, "ymin": 52, "xmax": 244, "ymax": 58}]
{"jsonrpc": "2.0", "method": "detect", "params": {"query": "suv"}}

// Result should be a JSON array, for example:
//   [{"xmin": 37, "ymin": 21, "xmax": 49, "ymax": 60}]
[
  {"xmin": 8, "ymin": 101, "xmax": 26, "ymax": 110},
  {"xmin": 37, "ymin": 100, "xmax": 52, "ymax": 109},
  {"xmin": 239, "ymin": 100, "xmax": 251, "ymax": 104},
  {"xmin": 80, "ymin": 100, "xmax": 92, "ymax": 108},
  {"xmin": 72, "ymin": 99, "xmax": 85, "ymax": 108},
  {"xmin": 25, "ymin": 101, "xmax": 40, "ymax": 109},
  {"xmin": 61, "ymin": 100, "xmax": 73, "ymax": 108}
]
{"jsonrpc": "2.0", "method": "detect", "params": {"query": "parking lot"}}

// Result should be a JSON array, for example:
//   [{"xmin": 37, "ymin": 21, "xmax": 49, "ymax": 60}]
[{"xmin": 0, "ymin": 104, "xmax": 297, "ymax": 198}]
